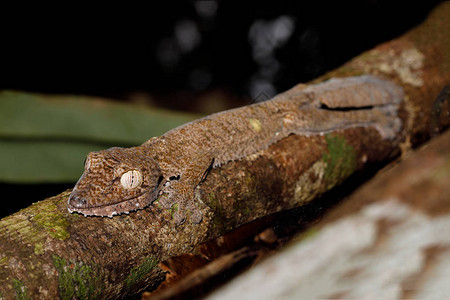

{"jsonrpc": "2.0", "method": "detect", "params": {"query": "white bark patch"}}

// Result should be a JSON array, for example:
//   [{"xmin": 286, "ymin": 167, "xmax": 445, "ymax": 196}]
[
  {"xmin": 208, "ymin": 200, "xmax": 450, "ymax": 300},
  {"xmin": 293, "ymin": 160, "xmax": 326, "ymax": 204},
  {"xmin": 378, "ymin": 48, "xmax": 425, "ymax": 87}
]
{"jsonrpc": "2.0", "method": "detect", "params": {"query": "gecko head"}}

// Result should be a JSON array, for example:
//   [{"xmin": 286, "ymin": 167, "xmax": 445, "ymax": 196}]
[{"xmin": 68, "ymin": 147, "xmax": 163, "ymax": 217}]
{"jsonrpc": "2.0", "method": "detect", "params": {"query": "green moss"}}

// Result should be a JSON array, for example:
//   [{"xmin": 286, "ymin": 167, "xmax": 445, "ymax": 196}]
[
  {"xmin": 124, "ymin": 256, "xmax": 158, "ymax": 288},
  {"xmin": 322, "ymin": 134, "xmax": 357, "ymax": 189},
  {"xmin": 33, "ymin": 202, "xmax": 70, "ymax": 240},
  {"xmin": 207, "ymin": 192, "xmax": 220, "ymax": 210},
  {"xmin": 34, "ymin": 243, "xmax": 44, "ymax": 255},
  {"xmin": 152, "ymin": 199, "xmax": 163, "ymax": 209},
  {"xmin": 170, "ymin": 203, "xmax": 179, "ymax": 217},
  {"xmin": 52, "ymin": 255, "xmax": 102, "ymax": 300},
  {"xmin": 231, "ymin": 175, "xmax": 255, "ymax": 217},
  {"xmin": 206, "ymin": 192, "xmax": 225, "ymax": 227},
  {"xmin": 242, "ymin": 206, "xmax": 250, "ymax": 216},
  {"xmin": 1, "ymin": 215, "xmax": 35, "ymax": 241},
  {"xmin": 12, "ymin": 278, "xmax": 30, "ymax": 300},
  {"xmin": 244, "ymin": 175, "xmax": 256, "ymax": 190},
  {"xmin": 0, "ymin": 256, "xmax": 7, "ymax": 266},
  {"xmin": 233, "ymin": 197, "xmax": 251, "ymax": 217}
]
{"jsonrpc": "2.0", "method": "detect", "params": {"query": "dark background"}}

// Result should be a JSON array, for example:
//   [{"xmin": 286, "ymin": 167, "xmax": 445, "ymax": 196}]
[{"xmin": 0, "ymin": 1, "xmax": 441, "ymax": 217}]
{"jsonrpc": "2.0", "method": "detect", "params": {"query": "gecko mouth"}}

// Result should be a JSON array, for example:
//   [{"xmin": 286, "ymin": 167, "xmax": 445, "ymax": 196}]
[{"xmin": 67, "ymin": 192, "xmax": 155, "ymax": 218}]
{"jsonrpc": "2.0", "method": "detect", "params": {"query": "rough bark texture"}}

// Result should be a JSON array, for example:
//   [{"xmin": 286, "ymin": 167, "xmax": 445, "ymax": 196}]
[
  {"xmin": 0, "ymin": 2, "xmax": 449, "ymax": 299},
  {"xmin": 208, "ymin": 128, "xmax": 450, "ymax": 300}
]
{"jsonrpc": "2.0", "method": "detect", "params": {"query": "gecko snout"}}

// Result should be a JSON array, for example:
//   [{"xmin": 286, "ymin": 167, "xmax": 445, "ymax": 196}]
[{"xmin": 68, "ymin": 193, "xmax": 88, "ymax": 208}]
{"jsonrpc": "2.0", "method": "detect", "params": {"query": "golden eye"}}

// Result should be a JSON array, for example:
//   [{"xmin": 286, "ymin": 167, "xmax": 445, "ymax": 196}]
[{"xmin": 120, "ymin": 170, "xmax": 143, "ymax": 189}]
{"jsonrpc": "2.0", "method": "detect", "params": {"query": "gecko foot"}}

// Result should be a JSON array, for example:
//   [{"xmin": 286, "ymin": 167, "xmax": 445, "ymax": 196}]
[
  {"xmin": 171, "ymin": 200, "xmax": 203, "ymax": 225},
  {"xmin": 158, "ymin": 195, "xmax": 176, "ymax": 210},
  {"xmin": 160, "ymin": 185, "xmax": 203, "ymax": 225},
  {"xmin": 173, "ymin": 209, "xmax": 186, "ymax": 225},
  {"xmin": 190, "ymin": 209, "xmax": 203, "ymax": 224}
]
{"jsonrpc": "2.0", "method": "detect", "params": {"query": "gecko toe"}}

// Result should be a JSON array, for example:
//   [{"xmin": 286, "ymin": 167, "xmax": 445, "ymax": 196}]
[
  {"xmin": 190, "ymin": 210, "xmax": 203, "ymax": 224},
  {"xmin": 159, "ymin": 196, "xmax": 175, "ymax": 209},
  {"xmin": 174, "ymin": 210, "xmax": 186, "ymax": 225}
]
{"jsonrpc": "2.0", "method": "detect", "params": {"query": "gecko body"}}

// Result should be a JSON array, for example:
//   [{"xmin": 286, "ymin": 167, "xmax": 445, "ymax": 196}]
[{"xmin": 68, "ymin": 75, "xmax": 403, "ymax": 224}]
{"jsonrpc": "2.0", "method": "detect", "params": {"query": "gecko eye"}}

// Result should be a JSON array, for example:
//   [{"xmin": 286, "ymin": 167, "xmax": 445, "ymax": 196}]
[{"xmin": 120, "ymin": 170, "xmax": 143, "ymax": 189}]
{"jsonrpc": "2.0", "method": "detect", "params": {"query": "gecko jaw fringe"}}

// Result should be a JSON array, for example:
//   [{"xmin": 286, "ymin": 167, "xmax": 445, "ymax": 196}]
[{"xmin": 67, "ymin": 195, "xmax": 154, "ymax": 218}]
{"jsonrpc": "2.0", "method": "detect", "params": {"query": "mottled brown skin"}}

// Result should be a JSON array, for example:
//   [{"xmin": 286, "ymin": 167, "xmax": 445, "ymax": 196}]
[{"xmin": 68, "ymin": 75, "xmax": 404, "ymax": 224}]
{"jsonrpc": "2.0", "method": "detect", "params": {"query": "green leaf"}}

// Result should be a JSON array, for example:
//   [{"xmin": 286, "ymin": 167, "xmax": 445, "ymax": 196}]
[{"xmin": 0, "ymin": 91, "xmax": 201, "ymax": 183}]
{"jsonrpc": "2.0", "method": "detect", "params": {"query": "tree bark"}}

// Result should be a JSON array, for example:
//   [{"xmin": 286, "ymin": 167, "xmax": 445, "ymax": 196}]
[
  {"xmin": 0, "ymin": 2, "xmax": 449, "ymax": 299},
  {"xmin": 207, "ymin": 126, "xmax": 450, "ymax": 300}
]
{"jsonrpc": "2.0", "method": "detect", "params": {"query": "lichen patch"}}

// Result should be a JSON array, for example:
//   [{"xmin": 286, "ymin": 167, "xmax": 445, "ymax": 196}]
[
  {"xmin": 248, "ymin": 118, "xmax": 262, "ymax": 132},
  {"xmin": 377, "ymin": 47, "xmax": 425, "ymax": 87},
  {"xmin": 293, "ymin": 160, "xmax": 326, "ymax": 205}
]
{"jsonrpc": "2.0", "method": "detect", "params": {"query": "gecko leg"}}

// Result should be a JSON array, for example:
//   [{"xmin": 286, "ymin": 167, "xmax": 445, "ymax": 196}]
[
  {"xmin": 158, "ymin": 156, "xmax": 214, "ymax": 224},
  {"xmin": 159, "ymin": 177, "xmax": 203, "ymax": 225}
]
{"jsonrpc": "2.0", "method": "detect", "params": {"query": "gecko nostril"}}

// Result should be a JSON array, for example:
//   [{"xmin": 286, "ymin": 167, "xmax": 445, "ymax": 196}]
[{"xmin": 69, "ymin": 194, "xmax": 88, "ymax": 208}]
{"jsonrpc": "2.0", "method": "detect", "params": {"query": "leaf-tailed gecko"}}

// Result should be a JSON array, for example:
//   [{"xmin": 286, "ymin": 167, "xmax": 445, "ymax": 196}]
[{"xmin": 68, "ymin": 75, "xmax": 403, "ymax": 224}]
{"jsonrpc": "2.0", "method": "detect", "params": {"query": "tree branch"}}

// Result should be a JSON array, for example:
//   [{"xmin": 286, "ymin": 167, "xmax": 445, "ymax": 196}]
[{"xmin": 207, "ymin": 129, "xmax": 450, "ymax": 299}]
